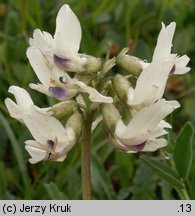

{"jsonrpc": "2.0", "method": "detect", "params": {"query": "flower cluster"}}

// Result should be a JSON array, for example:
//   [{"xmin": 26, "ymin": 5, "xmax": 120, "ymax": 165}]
[
  {"xmin": 102, "ymin": 22, "xmax": 190, "ymax": 152},
  {"xmin": 5, "ymin": 4, "xmax": 190, "ymax": 163}
]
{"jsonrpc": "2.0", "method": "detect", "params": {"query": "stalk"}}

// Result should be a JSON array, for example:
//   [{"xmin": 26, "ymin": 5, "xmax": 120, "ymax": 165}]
[
  {"xmin": 81, "ymin": 112, "xmax": 93, "ymax": 200},
  {"xmin": 177, "ymin": 185, "xmax": 190, "ymax": 200}
]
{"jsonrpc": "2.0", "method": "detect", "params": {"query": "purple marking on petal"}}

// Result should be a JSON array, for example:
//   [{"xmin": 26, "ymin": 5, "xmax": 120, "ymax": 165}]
[
  {"xmin": 59, "ymin": 76, "xmax": 67, "ymax": 84},
  {"xmin": 128, "ymin": 140, "xmax": 147, "ymax": 152},
  {"xmin": 49, "ymin": 86, "xmax": 67, "ymax": 101},
  {"xmin": 169, "ymin": 64, "xmax": 176, "ymax": 76},
  {"xmin": 53, "ymin": 54, "xmax": 70, "ymax": 69},
  {"xmin": 47, "ymin": 140, "xmax": 54, "ymax": 149}
]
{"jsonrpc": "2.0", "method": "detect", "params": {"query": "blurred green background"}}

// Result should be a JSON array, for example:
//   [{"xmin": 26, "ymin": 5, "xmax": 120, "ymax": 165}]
[{"xmin": 0, "ymin": 0, "xmax": 195, "ymax": 199}]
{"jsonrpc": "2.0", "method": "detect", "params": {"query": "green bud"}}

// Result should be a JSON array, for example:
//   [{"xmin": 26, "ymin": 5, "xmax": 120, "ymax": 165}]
[
  {"xmin": 116, "ymin": 48, "xmax": 142, "ymax": 76},
  {"xmin": 100, "ymin": 57, "xmax": 116, "ymax": 76},
  {"xmin": 101, "ymin": 104, "xmax": 120, "ymax": 131},
  {"xmin": 81, "ymin": 54, "xmax": 102, "ymax": 74},
  {"xmin": 75, "ymin": 74, "xmax": 93, "ymax": 85},
  {"xmin": 49, "ymin": 101, "xmax": 77, "ymax": 119},
  {"xmin": 66, "ymin": 112, "xmax": 83, "ymax": 138},
  {"xmin": 112, "ymin": 74, "xmax": 130, "ymax": 103}
]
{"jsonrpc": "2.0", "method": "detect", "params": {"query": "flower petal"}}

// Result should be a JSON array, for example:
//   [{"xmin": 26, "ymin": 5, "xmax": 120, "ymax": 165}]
[
  {"xmin": 174, "ymin": 55, "xmax": 191, "ymax": 74},
  {"xmin": 92, "ymin": 115, "xmax": 103, "ymax": 131},
  {"xmin": 55, "ymin": 154, "xmax": 67, "ymax": 162},
  {"xmin": 116, "ymin": 99, "xmax": 180, "ymax": 145},
  {"xmin": 127, "ymin": 86, "xmax": 134, "ymax": 102},
  {"xmin": 8, "ymin": 86, "xmax": 34, "ymax": 109},
  {"xmin": 27, "ymin": 47, "xmax": 51, "ymax": 87},
  {"xmin": 29, "ymin": 29, "xmax": 54, "ymax": 55},
  {"xmin": 29, "ymin": 83, "xmax": 50, "ymax": 96},
  {"xmin": 53, "ymin": 54, "xmax": 70, "ymax": 69},
  {"xmin": 107, "ymin": 132, "xmax": 128, "ymax": 152},
  {"xmin": 127, "ymin": 99, "xmax": 180, "ymax": 136},
  {"xmin": 4, "ymin": 98, "xmax": 22, "ymax": 122},
  {"xmin": 128, "ymin": 56, "xmax": 176, "ymax": 108},
  {"xmin": 114, "ymin": 119, "xmax": 127, "ymax": 137},
  {"xmin": 27, "ymin": 47, "xmax": 68, "ymax": 88},
  {"xmin": 54, "ymin": 4, "xmax": 81, "ymax": 57},
  {"xmin": 142, "ymin": 138, "xmax": 167, "ymax": 152},
  {"xmin": 25, "ymin": 144, "xmax": 47, "ymax": 164},
  {"xmin": 22, "ymin": 106, "xmax": 69, "ymax": 144},
  {"xmin": 149, "ymin": 120, "xmax": 171, "ymax": 139},
  {"xmin": 153, "ymin": 22, "xmax": 176, "ymax": 61},
  {"xmin": 25, "ymin": 140, "xmax": 47, "ymax": 150},
  {"xmin": 54, "ymin": 127, "xmax": 76, "ymax": 154},
  {"xmin": 74, "ymin": 80, "xmax": 113, "ymax": 103},
  {"xmin": 48, "ymin": 86, "xmax": 67, "ymax": 101},
  {"xmin": 158, "ymin": 120, "xmax": 172, "ymax": 129}
]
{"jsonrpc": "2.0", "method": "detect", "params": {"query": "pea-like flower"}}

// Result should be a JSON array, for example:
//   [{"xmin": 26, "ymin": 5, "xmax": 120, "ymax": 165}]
[
  {"xmin": 141, "ymin": 22, "xmax": 190, "ymax": 75},
  {"xmin": 114, "ymin": 99, "xmax": 180, "ymax": 152},
  {"xmin": 29, "ymin": 4, "xmax": 101, "ymax": 74},
  {"xmin": 5, "ymin": 86, "xmax": 76, "ymax": 164},
  {"xmin": 27, "ymin": 47, "xmax": 113, "ymax": 103},
  {"xmin": 126, "ymin": 23, "xmax": 191, "ymax": 109},
  {"xmin": 127, "ymin": 56, "xmax": 176, "ymax": 109}
]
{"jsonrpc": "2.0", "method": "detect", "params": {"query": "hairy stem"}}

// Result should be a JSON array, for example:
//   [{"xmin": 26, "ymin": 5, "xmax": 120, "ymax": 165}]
[{"xmin": 81, "ymin": 113, "xmax": 93, "ymax": 200}]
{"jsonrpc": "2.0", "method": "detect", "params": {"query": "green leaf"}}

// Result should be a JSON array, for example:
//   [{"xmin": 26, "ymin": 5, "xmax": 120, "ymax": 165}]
[
  {"xmin": 0, "ymin": 162, "xmax": 15, "ymax": 199},
  {"xmin": 115, "ymin": 151, "xmax": 134, "ymax": 187},
  {"xmin": 4, "ymin": 10, "xmax": 19, "ymax": 35},
  {"xmin": 117, "ymin": 187, "xmax": 131, "ymax": 200},
  {"xmin": 190, "ymin": 173, "xmax": 195, "ymax": 200},
  {"xmin": 141, "ymin": 155, "xmax": 184, "ymax": 189},
  {"xmin": 131, "ymin": 162, "xmax": 157, "ymax": 199},
  {"xmin": 160, "ymin": 180, "xmax": 172, "ymax": 200},
  {"xmin": 0, "ymin": 111, "xmax": 31, "ymax": 197},
  {"xmin": 174, "ymin": 122, "xmax": 194, "ymax": 179},
  {"xmin": 44, "ymin": 182, "xmax": 68, "ymax": 200},
  {"xmin": 92, "ymin": 154, "xmax": 117, "ymax": 200}
]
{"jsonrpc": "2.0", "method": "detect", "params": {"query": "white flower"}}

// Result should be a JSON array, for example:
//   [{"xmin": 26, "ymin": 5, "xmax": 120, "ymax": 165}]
[
  {"xmin": 27, "ymin": 47, "xmax": 113, "ymax": 103},
  {"xmin": 112, "ymin": 99, "xmax": 180, "ymax": 152},
  {"xmin": 141, "ymin": 22, "xmax": 190, "ymax": 75},
  {"xmin": 127, "ymin": 23, "xmax": 190, "ymax": 110},
  {"xmin": 29, "ymin": 4, "xmax": 100, "ymax": 73},
  {"xmin": 26, "ymin": 47, "xmax": 78, "ymax": 101},
  {"xmin": 127, "ymin": 56, "xmax": 176, "ymax": 109},
  {"xmin": 5, "ymin": 86, "xmax": 76, "ymax": 164},
  {"xmin": 4, "ymin": 85, "xmax": 51, "ymax": 122}
]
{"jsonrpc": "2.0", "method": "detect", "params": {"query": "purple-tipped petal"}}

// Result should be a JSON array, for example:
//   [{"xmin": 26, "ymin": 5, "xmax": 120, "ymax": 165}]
[
  {"xmin": 47, "ymin": 140, "xmax": 55, "ymax": 149},
  {"xmin": 53, "ymin": 54, "xmax": 70, "ymax": 69},
  {"xmin": 128, "ymin": 141, "xmax": 146, "ymax": 152},
  {"xmin": 49, "ymin": 86, "xmax": 67, "ymax": 101}
]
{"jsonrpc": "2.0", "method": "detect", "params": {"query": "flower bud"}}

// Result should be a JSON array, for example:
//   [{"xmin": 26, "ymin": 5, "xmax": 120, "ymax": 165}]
[
  {"xmin": 112, "ymin": 74, "xmax": 130, "ymax": 103},
  {"xmin": 65, "ymin": 112, "xmax": 83, "ymax": 138},
  {"xmin": 80, "ymin": 54, "xmax": 102, "ymax": 74},
  {"xmin": 100, "ymin": 57, "xmax": 116, "ymax": 76},
  {"xmin": 54, "ymin": 53, "xmax": 102, "ymax": 74},
  {"xmin": 116, "ymin": 48, "xmax": 142, "ymax": 76},
  {"xmin": 49, "ymin": 101, "xmax": 77, "ymax": 119},
  {"xmin": 101, "ymin": 104, "xmax": 120, "ymax": 131},
  {"xmin": 75, "ymin": 74, "xmax": 93, "ymax": 85}
]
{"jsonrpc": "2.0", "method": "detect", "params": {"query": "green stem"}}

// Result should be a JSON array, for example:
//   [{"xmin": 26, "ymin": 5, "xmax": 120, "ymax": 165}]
[
  {"xmin": 81, "ymin": 113, "xmax": 93, "ymax": 200},
  {"xmin": 177, "ymin": 185, "xmax": 190, "ymax": 200}
]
